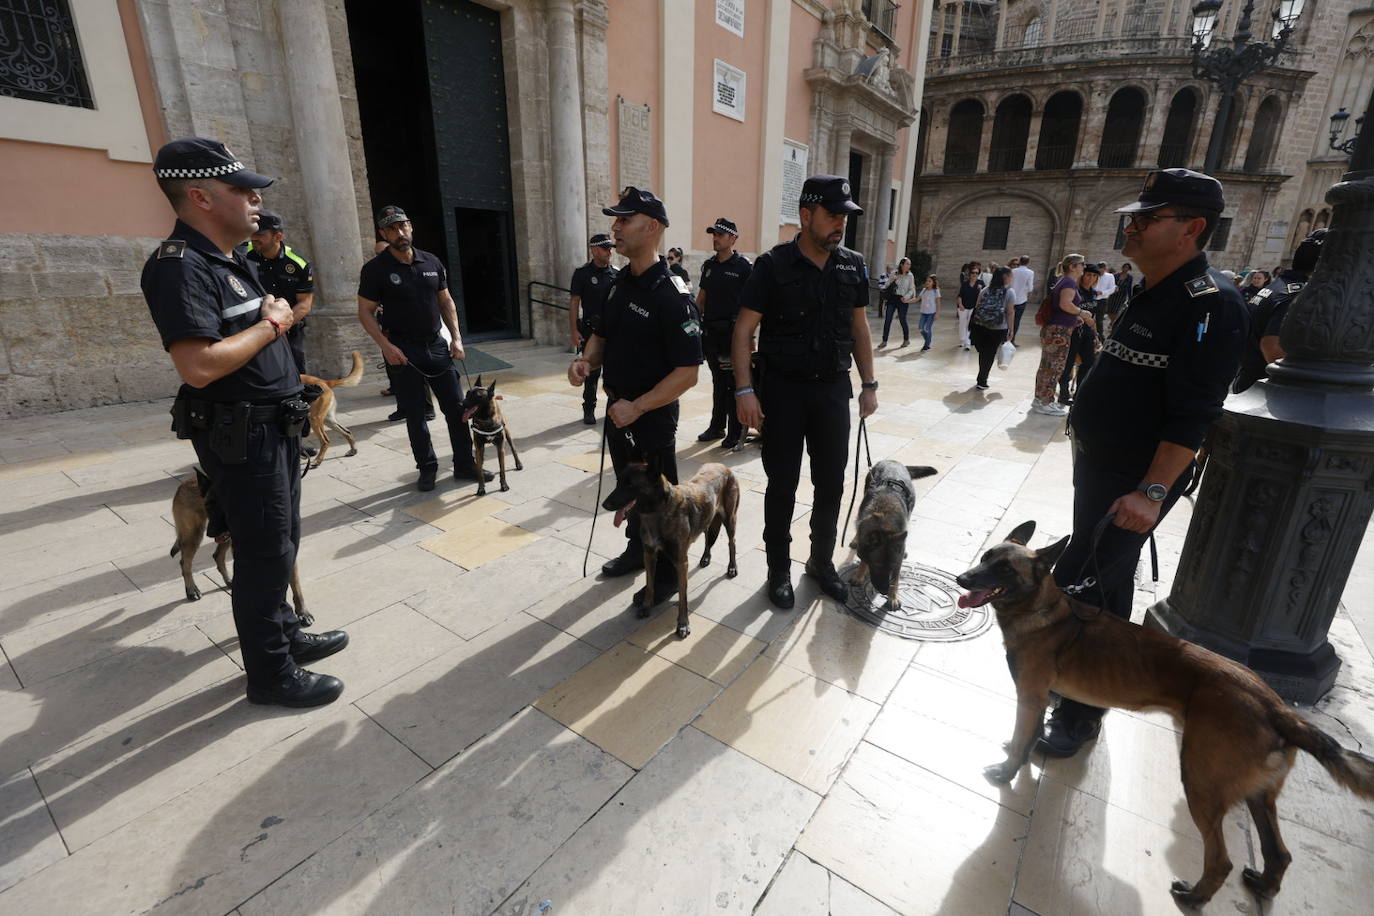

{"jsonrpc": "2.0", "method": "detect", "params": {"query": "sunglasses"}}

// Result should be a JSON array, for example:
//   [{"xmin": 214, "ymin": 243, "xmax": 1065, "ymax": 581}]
[{"xmin": 1123, "ymin": 212, "xmax": 1199, "ymax": 230}]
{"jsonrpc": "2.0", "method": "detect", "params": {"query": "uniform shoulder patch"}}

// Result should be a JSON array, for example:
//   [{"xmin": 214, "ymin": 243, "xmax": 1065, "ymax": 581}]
[
  {"xmin": 1256, "ymin": 288, "xmax": 1273, "ymax": 299},
  {"xmin": 1185, "ymin": 275, "xmax": 1219, "ymax": 298},
  {"xmin": 1286, "ymin": 282, "xmax": 1305, "ymax": 294},
  {"xmin": 157, "ymin": 240, "xmax": 187, "ymax": 259},
  {"xmin": 681, "ymin": 318, "xmax": 701, "ymax": 336},
  {"xmin": 670, "ymin": 275, "xmax": 690, "ymax": 295}
]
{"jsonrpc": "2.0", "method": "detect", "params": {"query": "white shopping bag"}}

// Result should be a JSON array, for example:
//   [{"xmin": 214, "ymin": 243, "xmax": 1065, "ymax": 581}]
[{"xmin": 997, "ymin": 340, "xmax": 1016, "ymax": 370}]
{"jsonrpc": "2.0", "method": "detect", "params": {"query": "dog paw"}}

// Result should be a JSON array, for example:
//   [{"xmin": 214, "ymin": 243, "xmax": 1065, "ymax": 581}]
[
  {"xmin": 1169, "ymin": 880, "xmax": 1208, "ymax": 908},
  {"xmin": 345, "ymin": 448, "xmax": 357, "ymax": 457},
  {"xmin": 726, "ymin": 566, "xmax": 738, "ymax": 578},
  {"xmin": 1241, "ymin": 867, "xmax": 1278, "ymax": 898},
  {"xmin": 185, "ymin": 587, "xmax": 202, "ymax": 602},
  {"xmin": 297, "ymin": 612, "xmax": 315, "ymax": 628},
  {"xmin": 476, "ymin": 486, "xmax": 487, "ymax": 496},
  {"xmin": 983, "ymin": 762, "xmax": 1017, "ymax": 784},
  {"xmin": 676, "ymin": 624, "xmax": 690, "ymax": 639},
  {"xmin": 499, "ymin": 482, "xmax": 510, "ymax": 492},
  {"xmin": 515, "ymin": 463, "xmax": 524, "ymax": 471},
  {"xmin": 698, "ymin": 556, "xmax": 711, "ymax": 568}
]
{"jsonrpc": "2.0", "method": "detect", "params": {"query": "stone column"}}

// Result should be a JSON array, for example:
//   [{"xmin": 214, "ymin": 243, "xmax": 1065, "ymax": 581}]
[
  {"xmin": 927, "ymin": 100, "xmax": 951, "ymax": 173},
  {"xmin": 278, "ymin": 0, "xmax": 365, "ymax": 371},
  {"xmin": 832, "ymin": 123, "xmax": 853, "ymax": 176},
  {"xmin": 1075, "ymin": 80, "xmax": 1108, "ymax": 167},
  {"xmin": 870, "ymin": 144, "xmax": 895, "ymax": 272},
  {"xmin": 975, "ymin": 94, "xmax": 994, "ymax": 173},
  {"xmin": 547, "ymin": 0, "xmax": 588, "ymax": 288},
  {"xmin": 1227, "ymin": 91, "xmax": 1265, "ymax": 171},
  {"xmin": 578, "ymin": 0, "xmax": 612, "ymax": 240},
  {"xmin": 996, "ymin": 0, "xmax": 1008, "ymax": 49},
  {"xmin": 951, "ymin": 1, "xmax": 964, "ymax": 54},
  {"xmin": 1138, "ymin": 82, "xmax": 1173, "ymax": 170},
  {"xmin": 1024, "ymin": 98, "xmax": 1045, "ymax": 169}
]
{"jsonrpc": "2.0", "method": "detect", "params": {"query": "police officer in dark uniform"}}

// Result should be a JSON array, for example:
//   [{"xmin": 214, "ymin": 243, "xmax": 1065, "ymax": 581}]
[
  {"xmin": 1232, "ymin": 229, "xmax": 1326, "ymax": 393},
  {"xmin": 357, "ymin": 205, "xmax": 494, "ymax": 492},
  {"xmin": 733, "ymin": 175, "xmax": 880, "ymax": 609},
  {"xmin": 141, "ymin": 138, "xmax": 347, "ymax": 708},
  {"xmin": 1041, "ymin": 168, "xmax": 1249, "ymax": 756},
  {"xmin": 568, "ymin": 188, "xmax": 703, "ymax": 603},
  {"xmin": 568, "ymin": 233, "xmax": 619, "ymax": 425},
  {"xmin": 696, "ymin": 217, "xmax": 752, "ymax": 450},
  {"xmin": 246, "ymin": 210, "xmax": 314, "ymax": 374}
]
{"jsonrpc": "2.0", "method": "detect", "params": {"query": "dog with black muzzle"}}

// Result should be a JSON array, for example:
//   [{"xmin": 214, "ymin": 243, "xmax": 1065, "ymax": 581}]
[
  {"xmin": 849, "ymin": 460, "xmax": 938, "ymax": 608},
  {"xmin": 600, "ymin": 456, "xmax": 739, "ymax": 638},
  {"xmin": 956, "ymin": 521, "xmax": 1374, "ymax": 908},
  {"xmin": 460, "ymin": 376, "xmax": 523, "ymax": 495}
]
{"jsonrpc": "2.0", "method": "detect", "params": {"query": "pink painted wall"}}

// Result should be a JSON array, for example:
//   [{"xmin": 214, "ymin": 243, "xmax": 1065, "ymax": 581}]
[
  {"xmin": 691, "ymin": 1, "xmax": 769, "ymax": 253},
  {"xmin": 605, "ymin": 3, "xmax": 663, "ymax": 206},
  {"xmin": 0, "ymin": 0, "xmax": 169, "ymax": 238}
]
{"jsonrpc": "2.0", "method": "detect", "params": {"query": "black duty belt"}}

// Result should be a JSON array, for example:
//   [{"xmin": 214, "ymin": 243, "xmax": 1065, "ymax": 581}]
[
  {"xmin": 390, "ymin": 332, "xmax": 440, "ymax": 346},
  {"xmin": 244, "ymin": 403, "xmax": 285, "ymax": 423}
]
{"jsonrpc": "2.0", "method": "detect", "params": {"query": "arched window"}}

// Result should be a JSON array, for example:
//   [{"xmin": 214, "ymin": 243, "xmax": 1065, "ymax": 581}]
[
  {"xmin": 1099, "ymin": 87, "xmax": 1147, "ymax": 168},
  {"xmin": 1036, "ymin": 91, "xmax": 1082, "ymax": 170},
  {"xmin": 1023, "ymin": 16, "xmax": 1042, "ymax": 47},
  {"xmin": 1314, "ymin": 208, "xmax": 1330, "ymax": 230},
  {"xmin": 1244, "ymin": 96, "xmax": 1282, "ymax": 172},
  {"xmin": 944, "ymin": 98, "xmax": 985, "ymax": 174},
  {"xmin": 988, "ymin": 94, "xmax": 1033, "ymax": 171},
  {"xmin": 1158, "ymin": 88, "xmax": 1198, "ymax": 168},
  {"xmin": 1292, "ymin": 209, "xmax": 1314, "ymax": 248}
]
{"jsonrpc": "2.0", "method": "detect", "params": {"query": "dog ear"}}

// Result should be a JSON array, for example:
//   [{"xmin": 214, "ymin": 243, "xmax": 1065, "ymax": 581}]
[
  {"xmin": 905, "ymin": 465, "xmax": 938, "ymax": 480},
  {"xmin": 474, "ymin": 375, "xmax": 483, "ymax": 389},
  {"xmin": 194, "ymin": 466, "xmax": 213, "ymax": 496},
  {"xmin": 487, "ymin": 378, "xmax": 497, "ymax": 396},
  {"xmin": 1037, "ymin": 534, "xmax": 1071, "ymax": 568},
  {"xmin": 1005, "ymin": 520, "xmax": 1036, "ymax": 545}
]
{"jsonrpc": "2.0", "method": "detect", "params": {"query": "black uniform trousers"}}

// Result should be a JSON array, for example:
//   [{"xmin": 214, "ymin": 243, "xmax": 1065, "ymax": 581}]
[
  {"xmin": 287, "ymin": 324, "xmax": 306, "ymax": 374},
  {"xmin": 969, "ymin": 323, "xmax": 1003, "ymax": 387},
  {"xmin": 1051, "ymin": 451, "xmax": 1192, "ymax": 724},
  {"xmin": 577, "ymin": 320, "xmax": 601, "ymax": 411},
  {"xmin": 1058, "ymin": 326, "xmax": 1097, "ymax": 401},
  {"xmin": 703, "ymin": 324, "xmax": 742, "ymax": 439},
  {"xmin": 606, "ymin": 401, "xmax": 679, "ymax": 585},
  {"xmin": 191, "ymin": 419, "xmax": 302, "ymax": 687},
  {"xmin": 760, "ymin": 375, "xmax": 851, "ymax": 571},
  {"xmin": 389, "ymin": 336, "xmax": 478, "ymax": 472}
]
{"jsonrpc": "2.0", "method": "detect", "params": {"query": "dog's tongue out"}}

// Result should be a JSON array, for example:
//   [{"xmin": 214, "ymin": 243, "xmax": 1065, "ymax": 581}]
[
  {"xmin": 613, "ymin": 498, "xmax": 636, "ymax": 528},
  {"xmin": 959, "ymin": 589, "xmax": 994, "ymax": 609},
  {"xmin": 462, "ymin": 406, "xmax": 478, "ymax": 422}
]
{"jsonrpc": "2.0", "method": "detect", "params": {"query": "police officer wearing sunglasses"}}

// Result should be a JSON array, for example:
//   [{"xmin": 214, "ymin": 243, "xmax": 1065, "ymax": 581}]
[
  {"xmin": 1043, "ymin": 168, "xmax": 1249, "ymax": 758},
  {"xmin": 142, "ymin": 138, "xmax": 348, "ymax": 709}
]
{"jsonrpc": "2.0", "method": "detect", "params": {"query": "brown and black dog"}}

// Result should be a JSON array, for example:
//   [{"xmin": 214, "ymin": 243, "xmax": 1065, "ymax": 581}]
[
  {"xmin": 460, "ymin": 376, "xmax": 523, "ymax": 495},
  {"xmin": 301, "ymin": 350, "xmax": 364, "ymax": 468},
  {"xmin": 601, "ymin": 457, "xmax": 739, "ymax": 639},
  {"xmin": 956, "ymin": 521, "xmax": 1374, "ymax": 907},
  {"xmin": 170, "ymin": 469, "xmax": 311, "ymax": 625}
]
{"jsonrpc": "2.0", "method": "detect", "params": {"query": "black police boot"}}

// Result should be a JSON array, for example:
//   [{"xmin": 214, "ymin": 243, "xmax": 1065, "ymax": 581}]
[
  {"xmin": 1035, "ymin": 708, "xmax": 1103, "ymax": 758},
  {"xmin": 290, "ymin": 630, "xmax": 349, "ymax": 664},
  {"xmin": 697, "ymin": 427, "xmax": 725, "ymax": 442},
  {"xmin": 633, "ymin": 579, "xmax": 679, "ymax": 610},
  {"xmin": 388, "ymin": 408, "xmax": 407, "ymax": 422},
  {"xmin": 767, "ymin": 568, "xmax": 795, "ymax": 609},
  {"xmin": 246, "ymin": 666, "xmax": 344, "ymax": 708},
  {"xmin": 601, "ymin": 549, "xmax": 644, "ymax": 577},
  {"xmin": 805, "ymin": 559, "xmax": 850, "ymax": 603},
  {"xmin": 301, "ymin": 444, "xmax": 319, "ymax": 458},
  {"xmin": 454, "ymin": 465, "xmax": 495, "ymax": 483},
  {"xmin": 583, "ymin": 406, "xmax": 597, "ymax": 426},
  {"xmin": 417, "ymin": 467, "xmax": 437, "ymax": 492}
]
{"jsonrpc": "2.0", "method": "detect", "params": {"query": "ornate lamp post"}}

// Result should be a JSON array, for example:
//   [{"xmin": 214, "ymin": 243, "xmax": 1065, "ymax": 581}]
[
  {"xmin": 1190, "ymin": 0, "xmax": 1304, "ymax": 173},
  {"xmin": 1329, "ymin": 107, "xmax": 1365, "ymax": 156},
  {"xmin": 1147, "ymin": 88, "xmax": 1374, "ymax": 703}
]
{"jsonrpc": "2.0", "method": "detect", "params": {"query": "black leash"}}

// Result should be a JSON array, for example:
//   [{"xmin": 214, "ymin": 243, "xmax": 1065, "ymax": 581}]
[
  {"xmin": 584, "ymin": 417, "xmax": 610, "ymax": 578},
  {"xmin": 1063, "ymin": 511, "xmax": 1160, "ymax": 619},
  {"xmin": 839, "ymin": 416, "xmax": 873, "ymax": 550}
]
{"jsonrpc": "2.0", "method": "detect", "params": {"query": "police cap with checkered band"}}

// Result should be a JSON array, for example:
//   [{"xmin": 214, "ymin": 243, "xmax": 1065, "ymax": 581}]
[
  {"xmin": 799, "ymin": 174, "xmax": 863, "ymax": 215},
  {"xmin": 152, "ymin": 138, "xmax": 274, "ymax": 188}
]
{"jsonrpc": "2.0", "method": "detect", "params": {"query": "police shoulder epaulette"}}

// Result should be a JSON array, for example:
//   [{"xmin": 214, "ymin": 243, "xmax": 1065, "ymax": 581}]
[
  {"xmin": 1286, "ymin": 281, "xmax": 1305, "ymax": 294},
  {"xmin": 1185, "ymin": 274, "xmax": 1219, "ymax": 298},
  {"xmin": 284, "ymin": 246, "xmax": 309, "ymax": 270},
  {"xmin": 669, "ymin": 275, "xmax": 690, "ymax": 295},
  {"xmin": 157, "ymin": 240, "xmax": 187, "ymax": 259}
]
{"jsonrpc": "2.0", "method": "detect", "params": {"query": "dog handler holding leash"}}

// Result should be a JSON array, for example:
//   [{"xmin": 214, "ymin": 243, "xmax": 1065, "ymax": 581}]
[
  {"xmin": 141, "ymin": 138, "xmax": 348, "ymax": 709},
  {"xmin": 568, "ymin": 188, "xmax": 703, "ymax": 607},
  {"xmin": 1043, "ymin": 168, "xmax": 1248, "ymax": 758}
]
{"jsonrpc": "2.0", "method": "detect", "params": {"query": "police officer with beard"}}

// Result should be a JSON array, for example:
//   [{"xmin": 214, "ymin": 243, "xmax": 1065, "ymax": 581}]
[
  {"xmin": 733, "ymin": 175, "xmax": 879, "ymax": 609},
  {"xmin": 142, "ymin": 138, "xmax": 347, "ymax": 709},
  {"xmin": 568, "ymin": 188, "xmax": 703, "ymax": 605},
  {"xmin": 696, "ymin": 217, "xmax": 751, "ymax": 450},
  {"xmin": 1232, "ymin": 229, "xmax": 1326, "ymax": 393}
]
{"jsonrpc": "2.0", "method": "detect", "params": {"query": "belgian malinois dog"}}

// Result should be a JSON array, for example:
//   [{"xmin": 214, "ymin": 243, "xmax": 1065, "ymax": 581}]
[
  {"xmin": 170, "ymin": 469, "xmax": 311, "ymax": 625},
  {"xmin": 460, "ymin": 376, "xmax": 523, "ymax": 495},
  {"xmin": 601, "ymin": 457, "xmax": 739, "ymax": 639},
  {"xmin": 300, "ymin": 350, "xmax": 364, "ymax": 468},
  {"xmin": 849, "ymin": 460, "xmax": 938, "ymax": 608},
  {"xmin": 955, "ymin": 521, "xmax": 1374, "ymax": 907}
]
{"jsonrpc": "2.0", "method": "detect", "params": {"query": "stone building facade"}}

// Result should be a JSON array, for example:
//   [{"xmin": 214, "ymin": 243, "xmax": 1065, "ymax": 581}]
[
  {"xmin": 0, "ymin": 0, "xmax": 932, "ymax": 418},
  {"xmin": 908, "ymin": 0, "xmax": 1361, "ymax": 294}
]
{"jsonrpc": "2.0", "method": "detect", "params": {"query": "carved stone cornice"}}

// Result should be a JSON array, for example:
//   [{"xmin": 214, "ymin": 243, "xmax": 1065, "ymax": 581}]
[{"xmin": 577, "ymin": 0, "xmax": 608, "ymax": 35}]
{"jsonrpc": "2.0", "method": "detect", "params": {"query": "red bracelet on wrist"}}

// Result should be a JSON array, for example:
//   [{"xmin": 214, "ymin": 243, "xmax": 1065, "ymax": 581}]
[{"xmin": 264, "ymin": 317, "xmax": 283, "ymax": 337}]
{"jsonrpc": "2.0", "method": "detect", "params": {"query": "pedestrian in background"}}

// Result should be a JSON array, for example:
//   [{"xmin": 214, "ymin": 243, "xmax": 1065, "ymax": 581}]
[
  {"xmin": 1031, "ymin": 253, "xmax": 1091, "ymax": 416},
  {"xmin": 879, "ymin": 256, "xmax": 916, "ymax": 348},
  {"xmin": 956, "ymin": 261, "xmax": 980, "ymax": 351},
  {"xmin": 917, "ymin": 275, "xmax": 941, "ymax": 351},
  {"xmin": 970, "ymin": 267, "xmax": 1012, "ymax": 390}
]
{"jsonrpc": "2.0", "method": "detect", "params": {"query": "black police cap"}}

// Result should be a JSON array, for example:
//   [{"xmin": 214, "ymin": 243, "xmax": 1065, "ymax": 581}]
[
  {"xmin": 602, "ymin": 187, "xmax": 670, "ymax": 226},
  {"xmin": 1292, "ymin": 228, "xmax": 1327, "ymax": 272},
  {"xmin": 588, "ymin": 233, "xmax": 615, "ymax": 248},
  {"xmin": 706, "ymin": 217, "xmax": 739, "ymax": 236},
  {"xmin": 800, "ymin": 174, "xmax": 863, "ymax": 215},
  {"xmin": 376, "ymin": 205, "xmax": 410, "ymax": 229},
  {"xmin": 153, "ymin": 137, "xmax": 274, "ymax": 188},
  {"xmin": 255, "ymin": 210, "xmax": 283, "ymax": 232},
  {"xmin": 1116, "ymin": 168, "xmax": 1225, "ymax": 214}
]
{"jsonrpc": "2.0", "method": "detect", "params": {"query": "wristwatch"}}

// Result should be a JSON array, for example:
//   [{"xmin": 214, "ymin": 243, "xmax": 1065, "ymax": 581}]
[
  {"xmin": 1137, "ymin": 483, "xmax": 1168, "ymax": 502},
  {"xmin": 861, "ymin": 380, "xmax": 879, "ymax": 390}
]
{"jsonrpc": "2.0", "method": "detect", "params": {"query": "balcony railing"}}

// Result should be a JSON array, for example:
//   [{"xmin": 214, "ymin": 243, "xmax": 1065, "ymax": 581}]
[
  {"xmin": 1098, "ymin": 142, "xmax": 1139, "ymax": 169},
  {"xmin": 862, "ymin": 0, "xmax": 900, "ymax": 39},
  {"xmin": 1035, "ymin": 145, "xmax": 1075, "ymax": 170},
  {"xmin": 1157, "ymin": 142, "xmax": 1190, "ymax": 168},
  {"xmin": 943, "ymin": 152, "xmax": 978, "ymax": 175},
  {"xmin": 987, "ymin": 147, "xmax": 1027, "ymax": 172},
  {"xmin": 929, "ymin": 35, "xmax": 1193, "ymax": 77}
]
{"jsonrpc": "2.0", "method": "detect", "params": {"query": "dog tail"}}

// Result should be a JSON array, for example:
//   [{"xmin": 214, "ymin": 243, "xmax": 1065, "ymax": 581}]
[
  {"xmin": 322, "ymin": 351, "xmax": 364, "ymax": 389},
  {"xmin": 1276, "ymin": 707, "xmax": 1374, "ymax": 799}
]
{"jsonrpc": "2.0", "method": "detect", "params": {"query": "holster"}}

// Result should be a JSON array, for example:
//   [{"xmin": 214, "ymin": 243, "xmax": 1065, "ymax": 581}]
[
  {"xmin": 170, "ymin": 396, "xmax": 212, "ymax": 440},
  {"xmin": 279, "ymin": 393, "xmax": 313, "ymax": 438},
  {"xmin": 209, "ymin": 403, "xmax": 251, "ymax": 465}
]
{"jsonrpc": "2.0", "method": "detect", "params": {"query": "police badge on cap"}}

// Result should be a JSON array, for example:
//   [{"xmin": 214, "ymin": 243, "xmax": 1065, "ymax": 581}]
[
  {"xmin": 799, "ymin": 174, "xmax": 863, "ymax": 215},
  {"xmin": 153, "ymin": 138, "xmax": 275, "ymax": 189}
]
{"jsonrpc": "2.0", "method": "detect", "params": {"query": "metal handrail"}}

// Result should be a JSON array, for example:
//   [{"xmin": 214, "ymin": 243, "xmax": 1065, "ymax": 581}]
[{"xmin": 525, "ymin": 280, "xmax": 571, "ymax": 343}]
